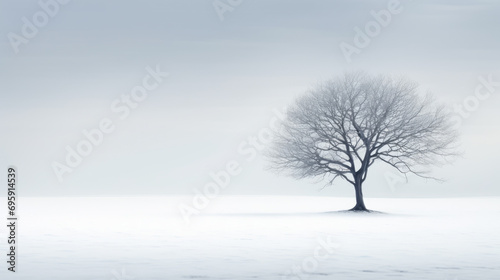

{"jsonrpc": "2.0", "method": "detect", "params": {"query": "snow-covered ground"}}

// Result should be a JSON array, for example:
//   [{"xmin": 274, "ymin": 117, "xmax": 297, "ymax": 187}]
[{"xmin": 1, "ymin": 196, "xmax": 499, "ymax": 279}]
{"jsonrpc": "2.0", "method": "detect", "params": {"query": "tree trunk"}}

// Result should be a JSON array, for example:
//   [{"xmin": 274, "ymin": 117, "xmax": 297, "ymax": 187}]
[{"xmin": 350, "ymin": 179, "xmax": 368, "ymax": 211}]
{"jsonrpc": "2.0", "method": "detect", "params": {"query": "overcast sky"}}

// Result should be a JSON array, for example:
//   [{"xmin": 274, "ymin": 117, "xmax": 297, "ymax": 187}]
[{"xmin": 0, "ymin": 0, "xmax": 499, "ymax": 197}]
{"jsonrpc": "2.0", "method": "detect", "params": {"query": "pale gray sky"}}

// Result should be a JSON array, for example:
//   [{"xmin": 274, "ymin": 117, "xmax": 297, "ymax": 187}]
[{"xmin": 0, "ymin": 0, "xmax": 499, "ymax": 197}]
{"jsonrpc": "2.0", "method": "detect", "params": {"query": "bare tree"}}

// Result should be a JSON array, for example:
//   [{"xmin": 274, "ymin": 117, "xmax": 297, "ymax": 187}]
[{"xmin": 267, "ymin": 73, "xmax": 459, "ymax": 211}]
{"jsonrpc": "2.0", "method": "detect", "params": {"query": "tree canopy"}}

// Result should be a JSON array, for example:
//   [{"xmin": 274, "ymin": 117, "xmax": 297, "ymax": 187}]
[{"xmin": 267, "ymin": 73, "xmax": 459, "ymax": 211}]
